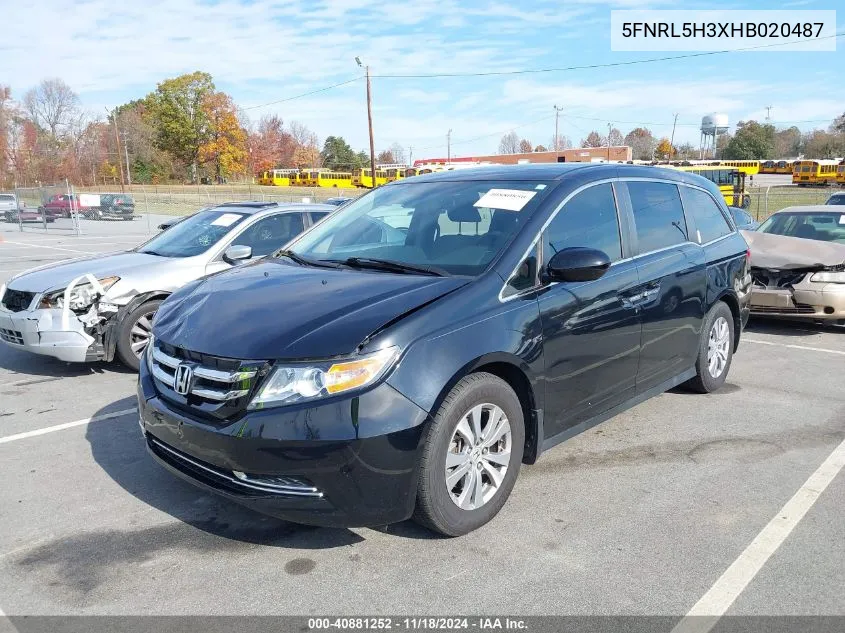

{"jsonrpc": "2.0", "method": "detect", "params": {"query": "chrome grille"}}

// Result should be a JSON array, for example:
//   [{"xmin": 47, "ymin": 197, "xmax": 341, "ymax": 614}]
[
  {"xmin": 149, "ymin": 341, "xmax": 269, "ymax": 421},
  {"xmin": 152, "ymin": 346, "xmax": 256, "ymax": 401},
  {"xmin": 1, "ymin": 289, "xmax": 35, "ymax": 313},
  {"xmin": 0, "ymin": 328, "xmax": 24, "ymax": 345}
]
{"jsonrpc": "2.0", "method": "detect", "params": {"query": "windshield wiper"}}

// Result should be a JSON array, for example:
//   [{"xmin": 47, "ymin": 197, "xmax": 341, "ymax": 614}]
[
  {"xmin": 333, "ymin": 257, "xmax": 449, "ymax": 277},
  {"xmin": 275, "ymin": 249, "xmax": 342, "ymax": 269},
  {"xmin": 139, "ymin": 249, "xmax": 169, "ymax": 257}
]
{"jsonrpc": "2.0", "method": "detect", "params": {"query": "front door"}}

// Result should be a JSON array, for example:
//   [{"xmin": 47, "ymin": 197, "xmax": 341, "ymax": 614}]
[{"xmin": 539, "ymin": 182, "xmax": 642, "ymax": 438}]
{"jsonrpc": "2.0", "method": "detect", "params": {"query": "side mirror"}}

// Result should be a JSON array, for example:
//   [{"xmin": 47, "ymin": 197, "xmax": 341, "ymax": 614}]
[
  {"xmin": 222, "ymin": 244, "xmax": 253, "ymax": 264},
  {"xmin": 546, "ymin": 247, "xmax": 611, "ymax": 283}
]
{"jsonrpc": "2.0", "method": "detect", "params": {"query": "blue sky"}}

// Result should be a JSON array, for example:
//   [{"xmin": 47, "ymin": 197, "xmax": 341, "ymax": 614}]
[{"xmin": 2, "ymin": 0, "xmax": 842, "ymax": 160}]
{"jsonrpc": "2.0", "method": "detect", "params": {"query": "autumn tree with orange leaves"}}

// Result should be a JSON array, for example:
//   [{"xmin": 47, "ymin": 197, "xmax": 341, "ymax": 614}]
[{"xmin": 198, "ymin": 91, "xmax": 247, "ymax": 182}]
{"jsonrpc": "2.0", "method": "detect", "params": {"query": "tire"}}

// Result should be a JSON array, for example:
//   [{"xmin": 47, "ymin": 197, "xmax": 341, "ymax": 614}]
[
  {"xmin": 684, "ymin": 301, "xmax": 734, "ymax": 394},
  {"xmin": 414, "ymin": 372, "xmax": 524, "ymax": 536},
  {"xmin": 116, "ymin": 299, "xmax": 162, "ymax": 371}
]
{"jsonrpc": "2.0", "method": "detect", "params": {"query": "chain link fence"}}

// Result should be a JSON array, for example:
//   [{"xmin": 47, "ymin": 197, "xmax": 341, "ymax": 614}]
[{"xmin": 746, "ymin": 186, "xmax": 843, "ymax": 222}]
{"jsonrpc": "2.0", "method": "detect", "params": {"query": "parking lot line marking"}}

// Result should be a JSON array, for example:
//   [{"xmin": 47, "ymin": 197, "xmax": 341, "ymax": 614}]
[
  {"xmin": 1, "ymin": 240, "xmax": 92, "ymax": 255},
  {"xmin": 671, "ymin": 435, "xmax": 845, "ymax": 633},
  {"xmin": 745, "ymin": 338, "xmax": 845, "ymax": 357},
  {"xmin": 0, "ymin": 407, "xmax": 137, "ymax": 445}
]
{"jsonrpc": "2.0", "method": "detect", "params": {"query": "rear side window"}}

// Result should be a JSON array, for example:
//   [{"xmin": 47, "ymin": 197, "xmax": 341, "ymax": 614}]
[
  {"xmin": 628, "ymin": 181, "xmax": 687, "ymax": 253},
  {"xmin": 543, "ymin": 183, "xmax": 622, "ymax": 265},
  {"xmin": 681, "ymin": 186, "xmax": 733, "ymax": 244}
]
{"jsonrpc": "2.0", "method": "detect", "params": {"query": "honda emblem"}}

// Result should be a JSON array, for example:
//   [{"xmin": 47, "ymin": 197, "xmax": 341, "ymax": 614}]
[{"xmin": 173, "ymin": 363, "xmax": 194, "ymax": 396}]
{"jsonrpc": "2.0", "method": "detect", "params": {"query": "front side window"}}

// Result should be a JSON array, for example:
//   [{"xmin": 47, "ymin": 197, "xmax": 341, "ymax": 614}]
[
  {"xmin": 136, "ymin": 209, "xmax": 248, "ymax": 258},
  {"xmin": 232, "ymin": 213, "xmax": 305, "ymax": 257},
  {"xmin": 543, "ymin": 183, "xmax": 622, "ymax": 266},
  {"xmin": 680, "ymin": 186, "xmax": 733, "ymax": 243},
  {"xmin": 287, "ymin": 180, "xmax": 553, "ymax": 276},
  {"xmin": 628, "ymin": 181, "xmax": 688, "ymax": 253}
]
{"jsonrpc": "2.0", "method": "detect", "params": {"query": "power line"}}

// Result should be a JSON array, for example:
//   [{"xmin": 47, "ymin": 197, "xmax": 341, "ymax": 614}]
[
  {"xmin": 413, "ymin": 114, "xmax": 556, "ymax": 152},
  {"xmin": 242, "ymin": 77, "xmax": 361, "ymax": 110},
  {"xmin": 371, "ymin": 32, "xmax": 844, "ymax": 79}
]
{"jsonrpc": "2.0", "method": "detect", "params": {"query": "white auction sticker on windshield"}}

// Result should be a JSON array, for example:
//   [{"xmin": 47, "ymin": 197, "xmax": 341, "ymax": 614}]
[
  {"xmin": 211, "ymin": 213, "xmax": 241, "ymax": 227},
  {"xmin": 474, "ymin": 189, "xmax": 536, "ymax": 212},
  {"xmin": 839, "ymin": 215, "xmax": 845, "ymax": 225}
]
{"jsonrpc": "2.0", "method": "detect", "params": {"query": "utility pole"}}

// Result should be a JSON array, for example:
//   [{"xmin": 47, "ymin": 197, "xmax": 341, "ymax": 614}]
[
  {"xmin": 669, "ymin": 113, "xmax": 679, "ymax": 159},
  {"xmin": 121, "ymin": 129, "xmax": 132, "ymax": 186},
  {"xmin": 765, "ymin": 105, "xmax": 772, "ymax": 122},
  {"xmin": 409, "ymin": 146, "xmax": 413, "ymax": 167},
  {"xmin": 607, "ymin": 122, "xmax": 612, "ymax": 161},
  {"xmin": 106, "ymin": 107, "xmax": 125, "ymax": 192},
  {"xmin": 356, "ymin": 57, "xmax": 377, "ymax": 188},
  {"xmin": 553, "ymin": 105, "xmax": 564, "ymax": 152},
  {"xmin": 447, "ymin": 129, "xmax": 452, "ymax": 164}
]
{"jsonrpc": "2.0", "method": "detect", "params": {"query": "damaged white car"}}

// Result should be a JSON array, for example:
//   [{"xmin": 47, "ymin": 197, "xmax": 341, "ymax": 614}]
[
  {"xmin": 744, "ymin": 205, "xmax": 845, "ymax": 323},
  {"xmin": 0, "ymin": 201, "xmax": 333, "ymax": 369}
]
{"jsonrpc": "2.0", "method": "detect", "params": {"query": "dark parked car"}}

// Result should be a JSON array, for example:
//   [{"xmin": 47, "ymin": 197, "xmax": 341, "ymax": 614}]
[
  {"xmin": 728, "ymin": 206, "xmax": 758, "ymax": 230},
  {"xmin": 85, "ymin": 193, "xmax": 135, "ymax": 220},
  {"xmin": 4, "ymin": 204, "xmax": 53, "ymax": 223},
  {"xmin": 138, "ymin": 164, "xmax": 751, "ymax": 536}
]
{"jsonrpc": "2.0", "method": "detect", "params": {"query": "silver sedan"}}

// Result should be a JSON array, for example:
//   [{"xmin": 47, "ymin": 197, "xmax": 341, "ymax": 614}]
[{"xmin": 0, "ymin": 202, "xmax": 333, "ymax": 369}]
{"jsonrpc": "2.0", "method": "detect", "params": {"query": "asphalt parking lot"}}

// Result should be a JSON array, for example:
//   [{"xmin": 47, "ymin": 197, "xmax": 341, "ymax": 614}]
[{"xmin": 0, "ymin": 223, "xmax": 843, "ymax": 619}]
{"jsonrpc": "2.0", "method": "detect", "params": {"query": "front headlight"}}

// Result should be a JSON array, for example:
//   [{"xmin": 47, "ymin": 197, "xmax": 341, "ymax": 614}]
[
  {"xmin": 810, "ymin": 271, "xmax": 845, "ymax": 284},
  {"xmin": 248, "ymin": 346, "xmax": 399, "ymax": 410},
  {"xmin": 38, "ymin": 275, "xmax": 120, "ymax": 310}
]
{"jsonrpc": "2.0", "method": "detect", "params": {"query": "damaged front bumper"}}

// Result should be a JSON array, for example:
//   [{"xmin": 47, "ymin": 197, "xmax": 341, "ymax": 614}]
[
  {"xmin": 0, "ymin": 305, "xmax": 99, "ymax": 362},
  {"xmin": 0, "ymin": 275, "xmax": 121, "ymax": 362},
  {"xmin": 749, "ymin": 270, "xmax": 845, "ymax": 321}
]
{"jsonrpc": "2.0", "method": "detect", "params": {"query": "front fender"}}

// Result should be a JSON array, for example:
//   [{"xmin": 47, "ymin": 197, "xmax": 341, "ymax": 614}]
[{"xmin": 102, "ymin": 291, "xmax": 170, "ymax": 361}]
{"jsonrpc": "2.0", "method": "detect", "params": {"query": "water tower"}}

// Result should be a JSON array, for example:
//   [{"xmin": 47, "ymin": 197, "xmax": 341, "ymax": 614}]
[{"xmin": 700, "ymin": 113, "xmax": 729, "ymax": 159}]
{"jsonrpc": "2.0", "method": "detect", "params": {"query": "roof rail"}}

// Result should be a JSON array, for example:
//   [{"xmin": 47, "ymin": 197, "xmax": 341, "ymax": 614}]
[{"xmin": 218, "ymin": 201, "xmax": 279, "ymax": 208}]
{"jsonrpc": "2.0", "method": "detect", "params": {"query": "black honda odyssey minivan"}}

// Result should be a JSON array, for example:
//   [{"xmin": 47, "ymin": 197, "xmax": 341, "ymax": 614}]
[{"xmin": 138, "ymin": 164, "xmax": 751, "ymax": 536}]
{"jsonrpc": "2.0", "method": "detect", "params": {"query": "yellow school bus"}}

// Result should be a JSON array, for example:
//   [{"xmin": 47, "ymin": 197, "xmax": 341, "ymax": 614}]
[
  {"xmin": 258, "ymin": 169, "xmax": 299, "ymax": 186},
  {"xmin": 713, "ymin": 160, "xmax": 760, "ymax": 176},
  {"xmin": 352, "ymin": 168, "xmax": 389, "ymax": 188},
  {"xmin": 835, "ymin": 163, "xmax": 845, "ymax": 185},
  {"xmin": 774, "ymin": 160, "xmax": 795, "ymax": 174},
  {"xmin": 664, "ymin": 165, "xmax": 750, "ymax": 208},
  {"xmin": 315, "ymin": 171, "xmax": 354, "ymax": 188},
  {"xmin": 759, "ymin": 160, "xmax": 776, "ymax": 174},
  {"xmin": 383, "ymin": 167, "xmax": 407, "ymax": 183},
  {"xmin": 793, "ymin": 160, "xmax": 839, "ymax": 186}
]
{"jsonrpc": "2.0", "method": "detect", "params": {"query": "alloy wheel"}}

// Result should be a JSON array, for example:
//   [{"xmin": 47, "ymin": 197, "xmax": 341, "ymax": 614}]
[
  {"xmin": 445, "ymin": 403, "xmax": 512, "ymax": 511},
  {"xmin": 129, "ymin": 310, "xmax": 156, "ymax": 358},
  {"xmin": 707, "ymin": 316, "xmax": 730, "ymax": 378}
]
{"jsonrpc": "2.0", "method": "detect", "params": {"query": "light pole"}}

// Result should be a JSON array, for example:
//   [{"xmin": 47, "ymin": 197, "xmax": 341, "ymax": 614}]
[
  {"xmin": 447, "ymin": 129, "xmax": 452, "ymax": 164},
  {"xmin": 356, "ymin": 57, "xmax": 377, "ymax": 188},
  {"xmin": 554, "ymin": 105, "xmax": 563, "ymax": 152},
  {"xmin": 669, "ymin": 113, "xmax": 679, "ymax": 159},
  {"xmin": 607, "ymin": 122, "xmax": 612, "ymax": 161},
  {"xmin": 105, "ymin": 107, "xmax": 125, "ymax": 192}
]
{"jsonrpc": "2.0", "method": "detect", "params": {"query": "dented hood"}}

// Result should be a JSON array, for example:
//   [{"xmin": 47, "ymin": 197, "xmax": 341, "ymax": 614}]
[
  {"xmin": 742, "ymin": 230, "xmax": 845, "ymax": 270},
  {"xmin": 153, "ymin": 260, "xmax": 468, "ymax": 360}
]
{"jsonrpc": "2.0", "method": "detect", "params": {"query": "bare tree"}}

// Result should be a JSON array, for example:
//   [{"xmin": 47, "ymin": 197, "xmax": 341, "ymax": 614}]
[
  {"xmin": 581, "ymin": 131, "xmax": 606, "ymax": 148},
  {"xmin": 498, "ymin": 131, "xmax": 520, "ymax": 154},
  {"xmin": 607, "ymin": 127, "xmax": 624, "ymax": 147},
  {"xmin": 389, "ymin": 142, "xmax": 406, "ymax": 164},
  {"xmin": 23, "ymin": 78, "xmax": 80, "ymax": 139},
  {"xmin": 549, "ymin": 134, "xmax": 572, "ymax": 150},
  {"xmin": 518, "ymin": 139, "xmax": 532, "ymax": 153},
  {"xmin": 289, "ymin": 120, "xmax": 319, "ymax": 149}
]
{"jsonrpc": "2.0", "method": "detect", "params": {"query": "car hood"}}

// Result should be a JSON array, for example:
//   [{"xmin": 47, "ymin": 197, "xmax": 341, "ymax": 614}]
[
  {"xmin": 6, "ymin": 251, "xmax": 173, "ymax": 293},
  {"xmin": 153, "ymin": 260, "xmax": 469, "ymax": 360},
  {"xmin": 742, "ymin": 230, "xmax": 845, "ymax": 270}
]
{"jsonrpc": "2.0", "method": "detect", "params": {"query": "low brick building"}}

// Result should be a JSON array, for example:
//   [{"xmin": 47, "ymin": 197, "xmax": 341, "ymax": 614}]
[{"xmin": 414, "ymin": 146, "xmax": 632, "ymax": 167}]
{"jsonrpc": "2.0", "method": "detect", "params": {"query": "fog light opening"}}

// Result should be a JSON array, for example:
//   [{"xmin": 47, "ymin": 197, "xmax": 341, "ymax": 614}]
[{"xmin": 823, "ymin": 306, "xmax": 835, "ymax": 315}]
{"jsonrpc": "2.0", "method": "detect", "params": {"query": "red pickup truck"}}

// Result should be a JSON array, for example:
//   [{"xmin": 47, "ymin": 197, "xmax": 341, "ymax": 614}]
[{"xmin": 40, "ymin": 194, "xmax": 91, "ymax": 219}]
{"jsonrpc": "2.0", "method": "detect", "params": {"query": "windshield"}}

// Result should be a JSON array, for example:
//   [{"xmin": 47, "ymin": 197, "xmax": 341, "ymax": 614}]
[
  {"xmin": 137, "ymin": 209, "xmax": 248, "ymax": 257},
  {"xmin": 284, "ymin": 180, "xmax": 553, "ymax": 276},
  {"xmin": 826, "ymin": 194, "xmax": 845, "ymax": 205},
  {"xmin": 758, "ymin": 212, "xmax": 845, "ymax": 244}
]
